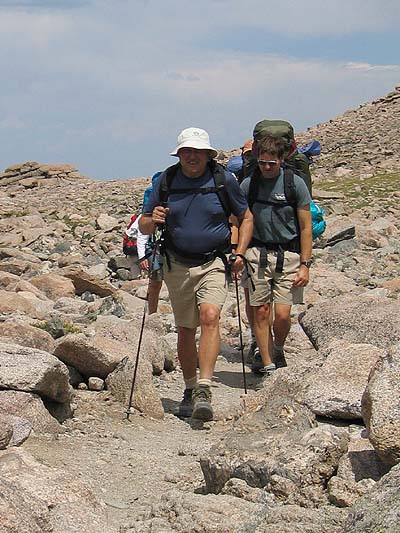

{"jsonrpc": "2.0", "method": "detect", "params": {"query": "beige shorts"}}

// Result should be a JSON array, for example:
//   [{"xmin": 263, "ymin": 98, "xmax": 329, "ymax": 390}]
[
  {"xmin": 163, "ymin": 255, "xmax": 228, "ymax": 329},
  {"xmin": 246, "ymin": 247, "xmax": 304, "ymax": 306}
]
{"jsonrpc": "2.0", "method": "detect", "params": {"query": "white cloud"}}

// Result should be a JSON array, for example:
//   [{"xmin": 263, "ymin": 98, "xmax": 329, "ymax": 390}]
[{"xmin": 0, "ymin": 0, "xmax": 398, "ymax": 178}]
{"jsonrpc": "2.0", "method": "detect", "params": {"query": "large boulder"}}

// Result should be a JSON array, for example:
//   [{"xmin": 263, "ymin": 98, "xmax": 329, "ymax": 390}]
[
  {"xmin": 0, "ymin": 319, "xmax": 55, "ymax": 353},
  {"xmin": 200, "ymin": 370, "xmax": 349, "ymax": 505},
  {"xmin": 93, "ymin": 314, "xmax": 176, "ymax": 374},
  {"xmin": 327, "ymin": 427, "xmax": 391, "ymax": 508},
  {"xmin": 0, "ymin": 391, "xmax": 61, "ymax": 434},
  {"xmin": 343, "ymin": 462, "xmax": 400, "ymax": 532},
  {"xmin": 0, "ymin": 447, "xmax": 108, "ymax": 532},
  {"xmin": 0, "ymin": 342, "xmax": 71, "ymax": 403},
  {"xmin": 299, "ymin": 294, "xmax": 400, "ymax": 350},
  {"xmin": 361, "ymin": 344, "xmax": 400, "ymax": 465},
  {"xmin": 106, "ymin": 356, "xmax": 164, "ymax": 419},
  {"xmin": 0, "ymin": 289, "xmax": 48, "ymax": 319},
  {"xmin": 303, "ymin": 340, "xmax": 384, "ymax": 420},
  {"xmin": 29, "ymin": 272, "xmax": 76, "ymax": 300},
  {"xmin": 61, "ymin": 266, "xmax": 116, "ymax": 297},
  {"xmin": 0, "ymin": 414, "xmax": 32, "ymax": 447},
  {"xmin": 124, "ymin": 488, "xmax": 347, "ymax": 532},
  {"xmin": 53, "ymin": 333, "xmax": 133, "ymax": 378}
]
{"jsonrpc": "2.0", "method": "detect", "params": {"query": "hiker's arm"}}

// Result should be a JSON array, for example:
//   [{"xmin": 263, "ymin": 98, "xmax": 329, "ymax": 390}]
[
  {"xmin": 231, "ymin": 208, "xmax": 253, "ymax": 274},
  {"xmin": 229, "ymin": 215, "xmax": 239, "ymax": 250},
  {"xmin": 293, "ymin": 205, "xmax": 312, "ymax": 287},
  {"xmin": 139, "ymin": 206, "xmax": 169, "ymax": 235}
]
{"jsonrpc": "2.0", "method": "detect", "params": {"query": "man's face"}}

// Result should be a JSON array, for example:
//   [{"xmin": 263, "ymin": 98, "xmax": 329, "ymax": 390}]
[
  {"xmin": 258, "ymin": 151, "xmax": 283, "ymax": 179},
  {"xmin": 178, "ymin": 147, "xmax": 209, "ymax": 178}
]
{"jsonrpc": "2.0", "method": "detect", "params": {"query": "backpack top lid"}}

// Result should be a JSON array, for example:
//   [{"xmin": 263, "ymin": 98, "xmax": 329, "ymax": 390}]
[{"xmin": 253, "ymin": 120, "xmax": 294, "ymax": 151}]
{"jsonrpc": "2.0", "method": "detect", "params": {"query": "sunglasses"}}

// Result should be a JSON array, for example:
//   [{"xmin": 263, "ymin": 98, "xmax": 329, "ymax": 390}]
[{"xmin": 258, "ymin": 159, "xmax": 279, "ymax": 166}]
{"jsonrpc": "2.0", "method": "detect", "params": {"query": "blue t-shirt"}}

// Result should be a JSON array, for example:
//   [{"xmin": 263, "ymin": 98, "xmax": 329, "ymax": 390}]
[{"xmin": 145, "ymin": 166, "xmax": 248, "ymax": 254}]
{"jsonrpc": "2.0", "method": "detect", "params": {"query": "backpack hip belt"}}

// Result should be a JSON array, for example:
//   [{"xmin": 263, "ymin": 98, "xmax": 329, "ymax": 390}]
[
  {"xmin": 162, "ymin": 239, "xmax": 232, "ymax": 285},
  {"xmin": 249, "ymin": 237, "xmax": 300, "ymax": 274},
  {"xmin": 164, "ymin": 238, "xmax": 231, "ymax": 267}
]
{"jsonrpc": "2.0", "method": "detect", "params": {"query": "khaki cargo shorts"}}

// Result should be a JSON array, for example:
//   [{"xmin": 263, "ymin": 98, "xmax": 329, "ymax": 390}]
[
  {"xmin": 163, "ymin": 255, "xmax": 229, "ymax": 329},
  {"xmin": 246, "ymin": 246, "xmax": 304, "ymax": 306}
]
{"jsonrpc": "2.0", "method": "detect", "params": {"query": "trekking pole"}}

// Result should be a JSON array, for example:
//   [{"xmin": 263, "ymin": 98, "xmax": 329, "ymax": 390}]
[
  {"xmin": 229, "ymin": 253, "xmax": 247, "ymax": 394},
  {"xmin": 125, "ymin": 222, "xmax": 164, "ymax": 420}
]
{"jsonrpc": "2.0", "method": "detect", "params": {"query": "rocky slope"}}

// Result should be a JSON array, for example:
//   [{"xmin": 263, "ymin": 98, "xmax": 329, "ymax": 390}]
[{"xmin": 0, "ymin": 87, "xmax": 400, "ymax": 532}]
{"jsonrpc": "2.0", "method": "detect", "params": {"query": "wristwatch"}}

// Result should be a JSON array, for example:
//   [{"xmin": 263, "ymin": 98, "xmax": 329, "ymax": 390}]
[{"xmin": 300, "ymin": 260, "xmax": 312, "ymax": 268}]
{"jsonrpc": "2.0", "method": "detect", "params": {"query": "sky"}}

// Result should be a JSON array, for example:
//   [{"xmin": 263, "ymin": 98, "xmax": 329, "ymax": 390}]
[{"xmin": 0, "ymin": 0, "xmax": 399, "ymax": 181}]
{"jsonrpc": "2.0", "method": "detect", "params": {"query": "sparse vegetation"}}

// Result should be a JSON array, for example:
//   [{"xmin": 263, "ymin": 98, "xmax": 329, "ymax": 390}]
[{"xmin": 318, "ymin": 172, "xmax": 400, "ymax": 210}]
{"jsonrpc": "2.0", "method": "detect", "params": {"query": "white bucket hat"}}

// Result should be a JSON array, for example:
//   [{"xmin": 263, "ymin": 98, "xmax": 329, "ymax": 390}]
[{"xmin": 170, "ymin": 127, "xmax": 218, "ymax": 158}]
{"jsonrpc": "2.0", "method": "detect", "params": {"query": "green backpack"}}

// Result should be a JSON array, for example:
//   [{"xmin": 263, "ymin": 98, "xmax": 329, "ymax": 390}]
[{"xmin": 243, "ymin": 119, "xmax": 312, "ymax": 195}]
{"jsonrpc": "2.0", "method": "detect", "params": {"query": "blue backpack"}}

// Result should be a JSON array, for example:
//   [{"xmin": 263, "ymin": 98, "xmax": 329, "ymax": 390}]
[{"xmin": 310, "ymin": 200, "xmax": 326, "ymax": 239}]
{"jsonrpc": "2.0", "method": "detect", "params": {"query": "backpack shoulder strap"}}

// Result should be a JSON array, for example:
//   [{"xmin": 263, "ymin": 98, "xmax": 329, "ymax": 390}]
[
  {"xmin": 209, "ymin": 160, "xmax": 231, "ymax": 218},
  {"xmin": 247, "ymin": 168, "xmax": 261, "ymax": 210},
  {"xmin": 283, "ymin": 168, "xmax": 297, "ymax": 207},
  {"xmin": 159, "ymin": 163, "xmax": 180, "ymax": 204},
  {"xmin": 159, "ymin": 161, "xmax": 231, "ymax": 218}
]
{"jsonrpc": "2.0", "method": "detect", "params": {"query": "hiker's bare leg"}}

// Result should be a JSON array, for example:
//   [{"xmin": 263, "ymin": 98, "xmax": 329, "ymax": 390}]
[
  {"xmin": 147, "ymin": 279, "xmax": 162, "ymax": 315},
  {"xmin": 253, "ymin": 303, "xmax": 273, "ymax": 366},
  {"xmin": 197, "ymin": 303, "xmax": 221, "ymax": 380},
  {"xmin": 273, "ymin": 303, "xmax": 292, "ymax": 347},
  {"xmin": 177, "ymin": 326, "xmax": 198, "ymax": 381}
]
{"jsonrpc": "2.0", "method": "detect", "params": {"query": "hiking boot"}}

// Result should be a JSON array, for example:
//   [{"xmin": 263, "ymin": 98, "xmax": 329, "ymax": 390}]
[
  {"xmin": 251, "ymin": 347, "xmax": 264, "ymax": 374},
  {"xmin": 176, "ymin": 388, "xmax": 193, "ymax": 418},
  {"xmin": 192, "ymin": 384, "xmax": 213, "ymax": 422},
  {"xmin": 255, "ymin": 363, "xmax": 276, "ymax": 390},
  {"xmin": 246, "ymin": 340, "xmax": 257, "ymax": 365},
  {"xmin": 273, "ymin": 347, "xmax": 287, "ymax": 368}
]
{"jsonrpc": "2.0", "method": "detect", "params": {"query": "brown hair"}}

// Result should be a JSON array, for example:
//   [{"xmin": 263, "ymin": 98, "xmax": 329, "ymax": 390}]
[{"xmin": 256, "ymin": 135, "xmax": 286, "ymax": 159}]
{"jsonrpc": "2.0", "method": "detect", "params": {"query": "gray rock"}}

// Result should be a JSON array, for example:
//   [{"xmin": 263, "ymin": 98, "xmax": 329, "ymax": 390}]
[
  {"xmin": 88, "ymin": 376, "xmax": 104, "ymax": 391},
  {"xmin": 343, "ymin": 462, "xmax": 400, "ymax": 532},
  {"xmin": 0, "ymin": 390, "xmax": 62, "ymax": 434},
  {"xmin": 106, "ymin": 356, "xmax": 164, "ymax": 419},
  {"xmin": 0, "ymin": 416, "xmax": 13, "ymax": 449},
  {"xmin": 362, "ymin": 344, "xmax": 400, "ymax": 465},
  {"xmin": 299, "ymin": 294, "xmax": 400, "ymax": 350},
  {"xmin": 327, "ymin": 427, "xmax": 390, "ymax": 507},
  {"xmin": 200, "ymin": 370, "xmax": 349, "ymax": 505},
  {"xmin": 0, "ymin": 289, "xmax": 48, "ymax": 319},
  {"xmin": 0, "ymin": 318, "xmax": 55, "ymax": 352},
  {"xmin": 3, "ymin": 414, "xmax": 32, "ymax": 447},
  {"xmin": 29, "ymin": 273, "xmax": 76, "ymax": 301},
  {"xmin": 0, "ymin": 342, "xmax": 72, "ymax": 403},
  {"xmin": 54, "ymin": 332, "xmax": 131, "ymax": 378},
  {"xmin": 303, "ymin": 340, "xmax": 385, "ymax": 419},
  {"xmin": 0, "ymin": 447, "xmax": 109, "ymax": 532},
  {"xmin": 61, "ymin": 266, "xmax": 116, "ymax": 297},
  {"xmin": 93, "ymin": 314, "xmax": 175, "ymax": 375}
]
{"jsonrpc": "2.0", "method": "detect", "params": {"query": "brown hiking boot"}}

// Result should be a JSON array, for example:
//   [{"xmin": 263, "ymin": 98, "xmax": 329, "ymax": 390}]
[
  {"xmin": 192, "ymin": 384, "xmax": 213, "ymax": 421},
  {"xmin": 176, "ymin": 388, "xmax": 193, "ymax": 418}
]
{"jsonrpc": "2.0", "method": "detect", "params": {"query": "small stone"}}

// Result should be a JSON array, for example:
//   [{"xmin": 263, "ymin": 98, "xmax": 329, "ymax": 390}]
[
  {"xmin": 77, "ymin": 382, "xmax": 88, "ymax": 390},
  {"xmin": 88, "ymin": 377, "xmax": 105, "ymax": 391}
]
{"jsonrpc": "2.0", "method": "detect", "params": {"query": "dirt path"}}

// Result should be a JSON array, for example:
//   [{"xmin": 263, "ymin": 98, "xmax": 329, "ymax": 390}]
[
  {"xmin": 24, "ymin": 327, "xmax": 313, "ymax": 531},
  {"xmin": 24, "ymin": 355, "xmax": 258, "ymax": 530}
]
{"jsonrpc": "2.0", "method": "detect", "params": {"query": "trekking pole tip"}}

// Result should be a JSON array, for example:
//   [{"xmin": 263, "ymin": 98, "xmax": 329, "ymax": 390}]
[{"xmin": 125, "ymin": 406, "xmax": 135, "ymax": 419}]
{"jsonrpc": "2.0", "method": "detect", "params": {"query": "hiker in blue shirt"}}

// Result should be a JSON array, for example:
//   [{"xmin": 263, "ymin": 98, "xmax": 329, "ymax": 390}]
[{"xmin": 140, "ymin": 127, "xmax": 253, "ymax": 422}]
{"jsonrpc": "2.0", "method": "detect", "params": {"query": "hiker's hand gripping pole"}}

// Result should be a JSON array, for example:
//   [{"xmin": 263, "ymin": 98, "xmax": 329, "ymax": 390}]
[{"xmin": 125, "ymin": 204, "xmax": 167, "ymax": 420}]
